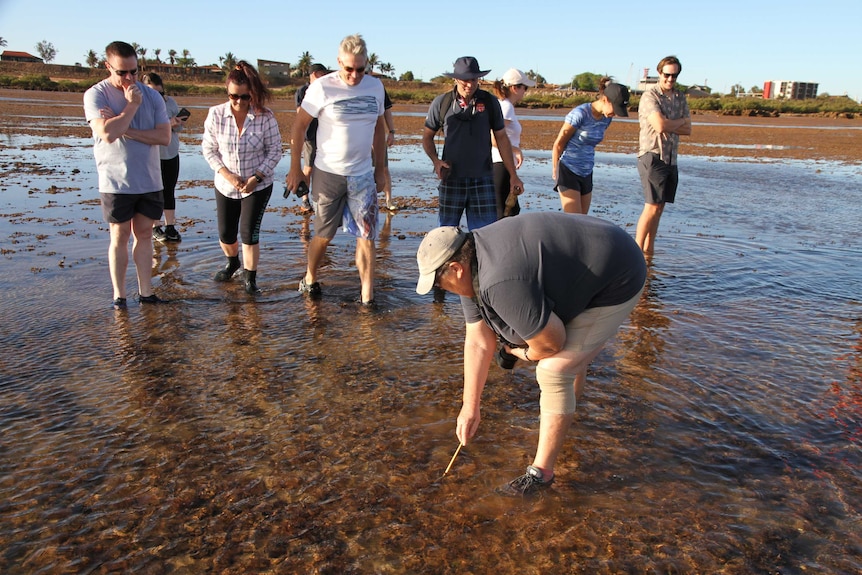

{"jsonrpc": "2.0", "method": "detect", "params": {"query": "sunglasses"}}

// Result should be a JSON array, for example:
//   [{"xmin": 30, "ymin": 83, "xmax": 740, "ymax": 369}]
[
  {"xmin": 111, "ymin": 67, "xmax": 138, "ymax": 77},
  {"xmin": 433, "ymin": 264, "xmax": 448, "ymax": 289},
  {"xmin": 342, "ymin": 65, "xmax": 366, "ymax": 74},
  {"xmin": 228, "ymin": 93, "xmax": 252, "ymax": 101},
  {"xmin": 515, "ymin": 84, "xmax": 529, "ymax": 92},
  {"xmin": 661, "ymin": 72, "xmax": 680, "ymax": 79}
]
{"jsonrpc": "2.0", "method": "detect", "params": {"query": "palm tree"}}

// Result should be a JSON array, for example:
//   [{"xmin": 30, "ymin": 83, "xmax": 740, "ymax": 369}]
[
  {"xmin": 367, "ymin": 52, "xmax": 379, "ymax": 73},
  {"xmin": 220, "ymin": 51, "xmax": 237, "ymax": 72},
  {"xmin": 137, "ymin": 46, "xmax": 147, "ymax": 68},
  {"xmin": 154, "ymin": 48, "xmax": 162, "ymax": 63},
  {"xmin": 296, "ymin": 51, "xmax": 313, "ymax": 77},
  {"xmin": 379, "ymin": 62, "xmax": 394, "ymax": 78},
  {"xmin": 168, "ymin": 49, "xmax": 177, "ymax": 65},
  {"xmin": 85, "ymin": 49, "xmax": 99, "ymax": 68},
  {"xmin": 0, "ymin": 37, "xmax": 7, "ymax": 48}
]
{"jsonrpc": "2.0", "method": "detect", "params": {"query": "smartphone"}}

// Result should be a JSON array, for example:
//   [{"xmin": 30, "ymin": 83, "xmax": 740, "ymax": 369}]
[
  {"xmin": 283, "ymin": 181, "xmax": 310, "ymax": 199},
  {"xmin": 176, "ymin": 108, "xmax": 191, "ymax": 120}
]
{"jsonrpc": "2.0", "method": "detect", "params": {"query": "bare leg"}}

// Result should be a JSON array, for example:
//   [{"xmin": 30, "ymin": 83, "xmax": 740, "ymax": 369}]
[
  {"xmin": 558, "ymin": 189, "xmax": 583, "ymax": 214},
  {"xmin": 304, "ymin": 235, "xmax": 331, "ymax": 284},
  {"xmin": 531, "ymin": 345, "xmax": 605, "ymax": 476},
  {"xmin": 219, "ymin": 240, "xmax": 240, "ymax": 258},
  {"xmin": 636, "ymin": 202, "xmax": 665, "ymax": 256},
  {"xmin": 162, "ymin": 209, "xmax": 176, "ymax": 226},
  {"xmin": 383, "ymin": 165, "xmax": 393, "ymax": 208},
  {"xmin": 580, "ymin": 192, "xmax": 592, "ymax": 215},
  {"xmin": 130, "ymin": 213, "xmax": 156, "ymax": 297},
  {"xmin": 242, "ymin": 243, "xmax": 259, "ymax": 271},
  {"xmin": 108, "ymin": 221, "xmax": 132, "ymax": 299},
  {"xmin": 356, "ymin": 237, "xmax": 375, "ymax": 303}
]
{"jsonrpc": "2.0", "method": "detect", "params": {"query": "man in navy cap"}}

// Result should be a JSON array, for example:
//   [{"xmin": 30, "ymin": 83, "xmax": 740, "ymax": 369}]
[{"xmin": 422, "ymin": 56, "xmax": 523, "ymax": 230}]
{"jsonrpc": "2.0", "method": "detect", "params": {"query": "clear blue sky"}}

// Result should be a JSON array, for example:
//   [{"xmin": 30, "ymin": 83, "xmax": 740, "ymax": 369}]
[{"xmin": 2, "ymin": 0, "xmax": 860, "ymax": 100}]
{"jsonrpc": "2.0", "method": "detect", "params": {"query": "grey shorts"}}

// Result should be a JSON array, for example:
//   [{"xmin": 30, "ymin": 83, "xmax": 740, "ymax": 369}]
[
  {"xmin": 100, "ymin": 191, "xmax": 163, "ymax": 223},
  {"xmin": 311, "ymin": 168, "xmax": 379, "ymax": 240},
  {"xmin": 637, "ymin": 152, "xmax": 678, "ymax": 204}
]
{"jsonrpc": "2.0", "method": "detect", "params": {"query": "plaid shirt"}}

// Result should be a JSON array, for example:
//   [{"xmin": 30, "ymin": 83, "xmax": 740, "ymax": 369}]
[
  {"xmin": 637, "ymin": 85, "xmax": 690, "ymax": 165},
  {"xmin": 202, "ymin": 102, "xmax": 283, "ymax": 199}
]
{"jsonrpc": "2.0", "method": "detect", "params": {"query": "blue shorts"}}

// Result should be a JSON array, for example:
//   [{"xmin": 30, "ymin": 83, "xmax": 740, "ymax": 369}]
[{"xmin": 438, "ymin": 175, "xmax": 497, "ymax": 230}]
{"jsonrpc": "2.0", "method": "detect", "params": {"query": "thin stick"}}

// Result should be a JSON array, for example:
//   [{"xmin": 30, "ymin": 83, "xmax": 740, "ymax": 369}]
[{"xmin": 442, "ymin": 443, "xmax": 463, "ymax": 477}]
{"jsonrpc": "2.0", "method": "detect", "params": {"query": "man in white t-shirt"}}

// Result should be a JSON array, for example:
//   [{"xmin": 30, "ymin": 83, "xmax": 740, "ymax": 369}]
[{"xmin": 287, "ymin": 34, "xmax": 387, "ymax": 307}]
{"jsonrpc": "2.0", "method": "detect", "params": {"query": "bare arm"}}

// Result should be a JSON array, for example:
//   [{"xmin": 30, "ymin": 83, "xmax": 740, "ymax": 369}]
[
  {"xmin": 125, "ymin": 123, "xmax": 171, "ymax": 147},
  {"xmin": 647, "ymin": 111, "xmax": 691, "ymax": 136},
  {"xmin": 286, "ymin": 108, "xmax": 314, "ymax": 191},
  {"xmin": 456, "ymin": 319, "xmax": 498, "ymax": 446},
  {"xmin": 422, "ymin": 126, "xmax": 449, "ymax": 179},
  {"xmin": 506, "ymin": 311, "xmax": 567, "ymax": 362},
  {"xmin": 493, "ymin": 128, "xmax": 524, "ymax": 195},
  {"xmin": 551, "ymin": 123, "xmax": 576, "ymax": 180}
]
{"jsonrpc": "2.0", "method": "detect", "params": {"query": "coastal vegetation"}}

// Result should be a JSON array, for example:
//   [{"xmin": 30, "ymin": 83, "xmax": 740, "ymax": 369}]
[{"xmin": 1, "ymin": 72, "xmax": 859, "ymax": 117}]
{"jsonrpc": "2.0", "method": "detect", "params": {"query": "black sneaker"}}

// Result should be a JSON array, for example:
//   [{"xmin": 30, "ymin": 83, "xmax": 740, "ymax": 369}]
[
  {"xmin": 298, "ymin": 277, "xmax": 321, "ymax": 298},
  {"xmin": 164, "ymin": 225, "xmax": 181, "ymax": 242},
  {"xmin": 138, "ymin": 294, "xmax": 167, "ymax": 304},
  {"xmin": 496, "ymin": 465, "xmax": 554, "ymax": 497},
  {"xmin": 152, "ymin": 226, "xmax": 167, "ymax": 243},
  {"xmin": 112, "ymin": 297, "xmax": 127, "ymax": 310}
]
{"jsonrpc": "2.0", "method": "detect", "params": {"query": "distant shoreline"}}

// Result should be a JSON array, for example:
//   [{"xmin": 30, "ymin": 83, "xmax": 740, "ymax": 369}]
[{"xmin": 2, "ymin": 88, "xmax": 860, "ymax": 164}]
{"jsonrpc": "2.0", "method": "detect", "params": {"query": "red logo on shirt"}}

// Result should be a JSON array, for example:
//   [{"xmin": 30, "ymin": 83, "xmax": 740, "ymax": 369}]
[{"xmin": 476, "ymin": 103, "xmax": 485, "ymax": 113}]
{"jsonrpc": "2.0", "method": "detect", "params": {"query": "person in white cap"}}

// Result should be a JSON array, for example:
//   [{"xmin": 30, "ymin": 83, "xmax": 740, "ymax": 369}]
[
  {"xmin": 552, "ymin": 77, "xmax": 630, "ymax": 215},
  {"xmin": 491, "ymin": 68, "xmax": 536, "ymax": 218},
  {"xmin": 415, "ymin": 212, "xmax": 646, "ymax": 496}
]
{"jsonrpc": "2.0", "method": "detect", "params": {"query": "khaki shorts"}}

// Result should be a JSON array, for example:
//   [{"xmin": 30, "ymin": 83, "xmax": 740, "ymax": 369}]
[{"xmin": 562, "ymin": 288, "xmax": 644, "ymax": 353}]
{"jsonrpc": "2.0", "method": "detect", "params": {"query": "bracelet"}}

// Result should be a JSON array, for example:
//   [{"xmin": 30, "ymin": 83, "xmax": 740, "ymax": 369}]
[
  {"xmin": 254, "ymin": 172, "xmax": 263, "ymax": 183},
  {"xmin": 524, "ymin": 347, "xmax": 532, "ymax": 361},
  {"xmin": 389, "ymin": 130, "xmax": 395, "ymax": 134}
]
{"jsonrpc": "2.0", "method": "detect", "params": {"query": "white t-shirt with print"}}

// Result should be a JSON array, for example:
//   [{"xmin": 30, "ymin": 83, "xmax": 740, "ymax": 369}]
[{"xmin": 300, "ymin": 72, "xmax": 384, "ymax": 176}]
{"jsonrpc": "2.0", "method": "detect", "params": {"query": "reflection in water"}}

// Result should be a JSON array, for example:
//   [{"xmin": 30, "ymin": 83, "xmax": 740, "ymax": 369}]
[{"xmin": 0, "ymin": 131, "xmax": 860, "ymax": 573}]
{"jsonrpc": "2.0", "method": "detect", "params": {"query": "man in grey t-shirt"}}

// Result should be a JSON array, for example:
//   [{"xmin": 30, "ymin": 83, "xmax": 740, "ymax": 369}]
[
  {"xmin": 84, "ymin": 40, "xmax": 170, "ymax": 309},
  {"xmin": 416, "ymin": 213, "xmax": 646, "ymax": 496}
]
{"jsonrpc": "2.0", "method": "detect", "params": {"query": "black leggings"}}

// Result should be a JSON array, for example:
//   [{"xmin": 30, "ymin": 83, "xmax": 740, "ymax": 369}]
[
  {"xmin": 160, "ymin": 155, "xmax": 180, "ymax": 211},
  {"xmin": 216, "ymin": 185, "xmax": 272, "ymax": 245}
]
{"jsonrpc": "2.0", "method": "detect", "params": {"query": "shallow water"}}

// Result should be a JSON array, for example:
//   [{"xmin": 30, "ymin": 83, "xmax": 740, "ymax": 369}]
[{"xmin": 0, "ymin": 123, "xmax": 860, "ymax": 574}]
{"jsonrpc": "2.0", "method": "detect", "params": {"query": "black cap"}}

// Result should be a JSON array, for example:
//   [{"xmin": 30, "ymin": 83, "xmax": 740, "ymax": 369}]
[
  {"xmin": 309, "ymin": 63, "xmax": 330, "ymax": 75},
  {"xmin": 604, "ymin": 83, "xmax": 630, "ymax": 117}
]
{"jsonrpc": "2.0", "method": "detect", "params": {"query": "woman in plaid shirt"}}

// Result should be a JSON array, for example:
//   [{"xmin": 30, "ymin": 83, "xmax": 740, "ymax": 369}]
[{"xmin": 202, "ymin": 61, "xmax": 282, "ymax": 295}]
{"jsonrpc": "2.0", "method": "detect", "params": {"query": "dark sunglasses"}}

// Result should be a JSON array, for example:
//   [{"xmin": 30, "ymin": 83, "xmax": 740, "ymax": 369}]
[
  {"xmin": 342, "ymin": 65, "xmax": 366, "ymax": 74},
  {"xmin": 661, "ymin": 72, "xmax": 680, "ymax": 79},
  {"xmin": 112, "ymin": 67, "xmax": 138, "ymax": 77},
  {"xmin": 515, "ymin": 84, "xmax": 529, "ymax": 92},
  {"xmin": 228, "ymin": 93, "xmax": 252, "ymax": 101},
  {"xmin": 433, "ymin": 264, "xmax": 448, "ymax": 289}
]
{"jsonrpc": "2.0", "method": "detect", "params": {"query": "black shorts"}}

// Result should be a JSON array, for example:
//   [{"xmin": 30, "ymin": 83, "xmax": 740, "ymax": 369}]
[
  {"xmin": 637, "ymin": 152, "xmax": 678, "ymax": 204},
  {"xmin": 100, "ymin": 191, "xmax": 164, "ymax": 223},
  {"xmin": 555, "ymin": 163, "xmax": 593, "ymax": 196}
]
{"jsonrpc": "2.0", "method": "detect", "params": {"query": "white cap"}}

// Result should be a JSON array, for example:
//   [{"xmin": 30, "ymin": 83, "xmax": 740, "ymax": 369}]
[
  {"xmin": 502, "ymin": 68, "xmax": 537, "ymax": 88},
  {"xmin": 415, "ymin": 227, "xmax": 468, "ymax": 295}
]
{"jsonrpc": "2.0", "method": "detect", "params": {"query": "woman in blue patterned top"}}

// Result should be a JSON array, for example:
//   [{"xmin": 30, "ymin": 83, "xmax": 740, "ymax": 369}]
[{"xmin": 551, "ymin": 78, "xmax": 629, "ymax": 214}]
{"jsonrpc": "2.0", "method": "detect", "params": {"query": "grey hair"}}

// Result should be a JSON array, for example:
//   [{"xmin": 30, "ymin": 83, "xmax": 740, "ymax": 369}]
[{"xmin": 339, "ymin": 34, "xmax": 368, "ymax": 59}]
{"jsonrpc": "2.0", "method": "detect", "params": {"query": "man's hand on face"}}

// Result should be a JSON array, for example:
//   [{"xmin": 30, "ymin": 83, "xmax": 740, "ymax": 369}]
[{"xmin": 124, "ymin": 83, "xmax": 142, "ymax": 106}]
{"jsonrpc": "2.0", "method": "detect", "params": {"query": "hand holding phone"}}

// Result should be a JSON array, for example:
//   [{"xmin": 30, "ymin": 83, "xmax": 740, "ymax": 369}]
[{"xmin": 176, "ymin": 108, "xmax": 191, "ymax": 121}]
